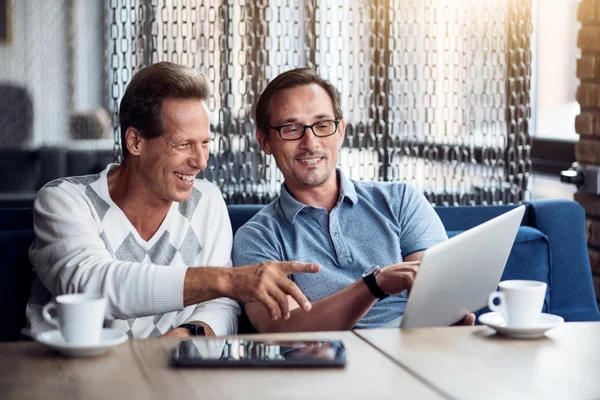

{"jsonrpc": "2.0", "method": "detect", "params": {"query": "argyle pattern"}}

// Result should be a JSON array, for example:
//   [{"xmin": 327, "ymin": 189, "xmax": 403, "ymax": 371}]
[{"xmin": 46, "ymin": 173, "xmax": 205, "ymax": 338}]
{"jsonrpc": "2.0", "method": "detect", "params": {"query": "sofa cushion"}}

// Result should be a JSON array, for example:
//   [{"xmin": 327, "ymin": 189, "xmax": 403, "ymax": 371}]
[
  {"xmin": 448, "ymin": 226, "xmax": 551, "ymax": 317},
  {"xmin": 228, "ymin": 204, "xmax": 265, "ymax": 235}
]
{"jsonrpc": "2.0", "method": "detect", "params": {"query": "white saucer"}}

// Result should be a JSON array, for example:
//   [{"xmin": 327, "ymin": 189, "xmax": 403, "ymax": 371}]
[
  {"xmin": 478, "ymin": 312, "xmax": 564, "ymax": 339},
  {"xmin": 35, "ymin": 328, "xmax": 128, "ymax": 357}
]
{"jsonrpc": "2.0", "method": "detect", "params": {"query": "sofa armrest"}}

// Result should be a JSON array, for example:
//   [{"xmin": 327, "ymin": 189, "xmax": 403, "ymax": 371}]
[
  {"xmin": 0, "ymin": 208, "xmax": 34, "ymax": 231},
  {"xmin": 527, "ymin": 199, "xmax": 600, "ymax": 318}
]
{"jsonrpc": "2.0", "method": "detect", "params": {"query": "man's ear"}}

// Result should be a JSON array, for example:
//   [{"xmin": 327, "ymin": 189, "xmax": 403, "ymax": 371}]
[
  {"xmin": 255, "ymin": 129, "xmax": 272, "ymax": 155},
  {"xmin": 125, "ymin": 128, "xmax": 143, "ymax": 156}
]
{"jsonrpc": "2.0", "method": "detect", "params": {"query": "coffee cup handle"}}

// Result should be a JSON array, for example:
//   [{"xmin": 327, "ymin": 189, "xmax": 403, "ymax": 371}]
[
  {"xmin": 42, "ymin": 302, "xmax": 60, "ymax": 328},
  {"xmin": 488, "ymin": 292, "xmax": 507, "ymax": 318}
]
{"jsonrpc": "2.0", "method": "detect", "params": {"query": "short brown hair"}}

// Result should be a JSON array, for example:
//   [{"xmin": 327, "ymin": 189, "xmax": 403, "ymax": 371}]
[
  {"xmin": 119, "ymin": 62, "xmax": 210, "ymax": 159},
  {"xmin": 255, "ymin": 68, "xmax": 343, "ymax": 133}
]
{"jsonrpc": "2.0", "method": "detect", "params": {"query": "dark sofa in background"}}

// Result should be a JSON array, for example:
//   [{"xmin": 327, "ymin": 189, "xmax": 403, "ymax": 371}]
[
  {"xmin": 0, "ymin": 148, "xmax": 114, "ymax": 208},
  {"xmin": 1, "ymin": 199, "xmax": 599, "ymax": 341},
  {"xmin": 0, "ymin": 82, "xmax": 114, "ymax": 208}
]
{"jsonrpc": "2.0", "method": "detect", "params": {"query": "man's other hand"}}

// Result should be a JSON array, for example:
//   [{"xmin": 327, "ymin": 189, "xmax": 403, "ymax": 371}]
[
  {"xmin": 452, "ymin": 313, "xmax": 476, "ymax": 326},
  {"xmin": 375, "ymin": 261, "xmax": 420, "ymax": 296}
]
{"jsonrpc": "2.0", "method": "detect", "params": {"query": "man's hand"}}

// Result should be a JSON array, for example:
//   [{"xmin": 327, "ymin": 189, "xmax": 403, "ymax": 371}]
[
  {"xmin": 375, "ymin": 261, "xmax": 420, "ymax": 296},
  {"xmin": 222, "ymin": 261, "xmax": 321, "ymax": 322},
  {"xmin": 452, "ymin": 313, "xmax": 476, "ymax": 326}
]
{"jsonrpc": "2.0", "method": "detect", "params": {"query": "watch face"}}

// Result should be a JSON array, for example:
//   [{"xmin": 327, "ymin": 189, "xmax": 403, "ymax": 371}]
[
  {"xmin": 362, "ymin": 265, "xmax": 380, "ymax": 278},
  {"xmin": 180, "ymin": 324, "xmax": 205, "ymax": 336},
  {"xmin": 191, "ymin": 325, "xmax": 206, "ymax": 336}
]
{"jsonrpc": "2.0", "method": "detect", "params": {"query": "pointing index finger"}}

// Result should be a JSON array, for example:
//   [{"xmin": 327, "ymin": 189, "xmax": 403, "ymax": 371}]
[{"xmin": 281, "ymin": 261, "xmax": 321, "ymax": 275}]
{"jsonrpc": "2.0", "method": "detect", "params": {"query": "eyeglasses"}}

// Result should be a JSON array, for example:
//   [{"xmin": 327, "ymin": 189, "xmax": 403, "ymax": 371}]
[{"xmin": 266, "ymin": 120, "xmax": 340, "ymax": 141}]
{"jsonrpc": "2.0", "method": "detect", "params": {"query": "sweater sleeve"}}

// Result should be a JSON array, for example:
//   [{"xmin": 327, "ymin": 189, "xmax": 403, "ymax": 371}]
[
  {"xmin": 29, "ymin": 185, "xmax": 188, "ymax": 320},
  {"xmin": 181, "ymin": 184, "xmax": 240, "ymax": 336}
]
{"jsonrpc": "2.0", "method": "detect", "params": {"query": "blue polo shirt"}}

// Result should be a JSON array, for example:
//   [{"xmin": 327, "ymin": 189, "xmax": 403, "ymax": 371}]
[{"xmin": 232, "ymin": 170, "xmax": 447, "ymax": 328}]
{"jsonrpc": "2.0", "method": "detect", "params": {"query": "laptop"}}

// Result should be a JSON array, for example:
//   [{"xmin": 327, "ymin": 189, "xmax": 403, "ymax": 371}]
[{"xmin": 399, "ymin": 205, "xmax": 526, "ymax": 328}]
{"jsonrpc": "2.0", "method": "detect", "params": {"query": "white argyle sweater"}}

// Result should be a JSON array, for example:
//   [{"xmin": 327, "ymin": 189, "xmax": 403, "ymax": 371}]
[{"xmin": 26, "ymin": 164, "xmax": 240, "ymax": 338}]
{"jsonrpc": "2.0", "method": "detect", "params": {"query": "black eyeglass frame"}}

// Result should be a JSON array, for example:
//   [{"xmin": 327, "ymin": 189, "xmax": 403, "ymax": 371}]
[{"xmin": 266, "ymin": 119, "xmax": 340, "ymax": 141}]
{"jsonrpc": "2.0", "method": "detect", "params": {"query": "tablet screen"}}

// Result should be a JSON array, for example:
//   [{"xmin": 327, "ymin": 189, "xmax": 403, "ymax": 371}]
[{"xmin": 172, "ymin": 338, "xmax": 347, "ymax": 368}]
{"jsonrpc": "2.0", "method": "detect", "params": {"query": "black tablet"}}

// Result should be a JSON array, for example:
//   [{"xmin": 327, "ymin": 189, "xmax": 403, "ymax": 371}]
[{"xmin": 172, "ymin": 338, "xmax": 347, "ymax": 368}]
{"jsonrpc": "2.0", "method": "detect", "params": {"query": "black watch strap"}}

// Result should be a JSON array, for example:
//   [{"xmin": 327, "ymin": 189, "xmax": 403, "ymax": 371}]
[
  {"xmin": 363, "ymin": 272, "xmax": 389, "ymax": 300},
  {"xmin": 179, "ymin": 323, "xmax": 206, "ymax": 336}
]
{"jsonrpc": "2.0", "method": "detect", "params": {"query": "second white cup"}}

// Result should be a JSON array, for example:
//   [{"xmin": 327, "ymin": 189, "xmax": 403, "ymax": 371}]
[
  {"xmin": 488, "ymin": 280, "xmax": 547, "ymax": 328},
  {"xmin": 42, "ymin": 293, "xmax": 107, "ymax": 345}
]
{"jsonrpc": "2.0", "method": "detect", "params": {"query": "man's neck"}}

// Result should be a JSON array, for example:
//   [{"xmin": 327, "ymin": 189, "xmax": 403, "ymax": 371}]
[
  {"xmin": 285, "ymin": 173, "xmax": 340, "ymax": 212},
  {"xmin": 107, "ymin": 160, "xmax": 171, "ymax": 241}
]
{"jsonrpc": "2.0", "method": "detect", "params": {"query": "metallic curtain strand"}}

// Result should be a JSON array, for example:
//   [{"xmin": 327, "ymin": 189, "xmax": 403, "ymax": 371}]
[{"xmin": 107, "ymin": 0, "xmax": 532, "ymax": 206}]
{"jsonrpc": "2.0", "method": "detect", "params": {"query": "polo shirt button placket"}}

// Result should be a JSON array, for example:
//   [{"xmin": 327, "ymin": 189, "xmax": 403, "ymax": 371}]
[{"xmin": 331, "ymin": 230, "xmax": 343, "ymax": 267}]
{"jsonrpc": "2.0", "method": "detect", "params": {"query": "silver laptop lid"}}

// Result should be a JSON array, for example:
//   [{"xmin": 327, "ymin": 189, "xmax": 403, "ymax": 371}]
[{"xmin": 400, "ymin": 205, "xmax": 526, "ymax": 328}]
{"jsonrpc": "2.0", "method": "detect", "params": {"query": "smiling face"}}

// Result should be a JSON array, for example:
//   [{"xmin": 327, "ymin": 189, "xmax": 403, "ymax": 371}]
[
  {"xmin": 130, "ymin": 98, "xmax": 211, "ymax": 204},
  {"xmin": 256, "ymin": 84, "xmax": 345, "ymax": 193}
]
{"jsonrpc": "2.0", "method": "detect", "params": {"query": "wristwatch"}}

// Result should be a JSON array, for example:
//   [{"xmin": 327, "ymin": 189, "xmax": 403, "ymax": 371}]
[
  {"xmin": 362, "ymin": 265, "xmax": 389, "ymax": 300},
  {"xmin": 179, "ymin": 323, "xmax": 206, "ymax": 336}
]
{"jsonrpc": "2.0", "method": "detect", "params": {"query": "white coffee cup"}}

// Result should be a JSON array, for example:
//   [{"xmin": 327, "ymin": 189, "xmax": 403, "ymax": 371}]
[
  {"xmin": 42, "ymin": 293, "xmax": 107, "ymax": 345},
  {"xmin": 488, "ymin": 280, "xmax": 547, "ymax": 328}
]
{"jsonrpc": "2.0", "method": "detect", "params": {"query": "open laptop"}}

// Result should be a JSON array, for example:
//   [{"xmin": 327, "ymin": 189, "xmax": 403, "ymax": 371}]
[{"xmin": 399, "ymin": 205, "xmax": 526, "ymax": 328}]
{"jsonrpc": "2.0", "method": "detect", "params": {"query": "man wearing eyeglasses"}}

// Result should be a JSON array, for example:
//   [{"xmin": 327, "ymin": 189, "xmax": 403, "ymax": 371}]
[{"xmin": 233, "ymin": 68, "xmax": 475, "ymax": 332}]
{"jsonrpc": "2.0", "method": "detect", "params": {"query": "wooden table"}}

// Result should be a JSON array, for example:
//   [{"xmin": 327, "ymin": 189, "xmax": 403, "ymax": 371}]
[
  {"xmin": 4, "ymin": 324, "xmax": 598, "ymax": 399},
  {"xmin": 356, "ymin": 322, "xmax": 600, "ymax": 400},
  {"xmin": 0, "ymin": 331, "xmax": 443, "ymax": 400}
]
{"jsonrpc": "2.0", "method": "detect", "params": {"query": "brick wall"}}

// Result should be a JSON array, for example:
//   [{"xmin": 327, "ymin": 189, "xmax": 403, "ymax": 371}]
[{"xmin": 576, "ymin": 0, "xmax": 600, "ymax": 308}]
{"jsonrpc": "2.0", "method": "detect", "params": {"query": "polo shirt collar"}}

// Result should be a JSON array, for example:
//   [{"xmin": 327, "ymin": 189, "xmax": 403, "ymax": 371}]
[
  {"xmin": 338, "ymin": 169, "xmax": 358, "ymax": 206},
  {"xmin": 279, "ymin": 183, "xmax": 306, "ymax": 225},
  {"xmin": 278, "ymin": 169, "xmax": 358, "ymax": 225}
]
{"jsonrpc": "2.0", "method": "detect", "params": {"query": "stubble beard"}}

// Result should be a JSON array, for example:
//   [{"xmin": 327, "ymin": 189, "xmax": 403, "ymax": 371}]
[{"xmin": 292, "ymin": 166, "xmax": 331, "ymax": 187}]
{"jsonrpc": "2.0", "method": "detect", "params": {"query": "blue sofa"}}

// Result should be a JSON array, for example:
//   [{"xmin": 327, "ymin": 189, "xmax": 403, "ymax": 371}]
[
  {"xmin": 227, "ymin": 199, "xmax": 600, "ymax": 324},
  {"xmin": 1, "ymin": 199, "xmax": 598, "ymax": 341}
]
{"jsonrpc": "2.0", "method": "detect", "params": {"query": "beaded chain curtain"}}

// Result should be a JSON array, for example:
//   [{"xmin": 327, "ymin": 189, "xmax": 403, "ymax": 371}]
[{"xmin": 108, "ymin": 0, "xmax": 533, "ymax": 206}]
